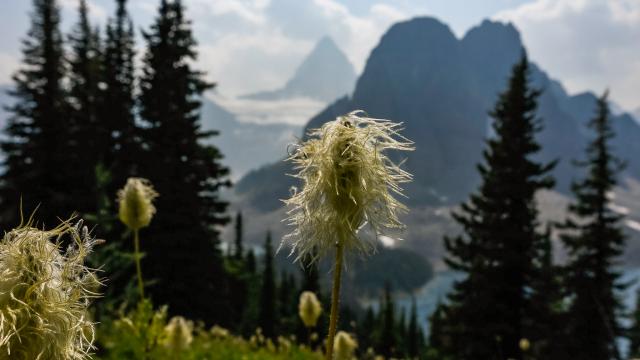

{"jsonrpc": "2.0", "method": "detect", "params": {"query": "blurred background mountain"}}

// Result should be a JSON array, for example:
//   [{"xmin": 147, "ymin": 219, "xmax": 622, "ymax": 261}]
[{"xmin": 227, "ymin": 18, "xmax": 640, "ymax": 273}]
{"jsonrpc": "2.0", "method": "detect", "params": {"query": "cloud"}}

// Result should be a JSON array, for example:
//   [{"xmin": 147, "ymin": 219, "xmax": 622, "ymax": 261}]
[
  {"xmin": 188, "ymin": 0, "xmax": 269, "ymax": 26},
  {"xmin": 59, "ymin": 0, "xmax": 107, "ymax": 23},
  {"xmin": 495, "ymin": 0, "xmax": 640, "ymax": 110},
  {"xmin": 0, "ymin": 53, "xmax": 19, "ymax": 85},
  {"xmin": 185, "ymin": 0, "xmax": 412, "ymax": 97}
]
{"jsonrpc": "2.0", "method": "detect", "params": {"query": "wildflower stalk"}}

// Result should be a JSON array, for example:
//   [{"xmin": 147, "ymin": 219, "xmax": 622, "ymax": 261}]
[
  {"xmin": 134, "ymin": 229, "xmax": 144, "ymax": 299},
  {"xmin": 117, "ymin": 177, "xmax": 158, "ymax": 300},
  {"xmin": 283, "ymin": 111, "xmax": 413, "ymax": 360},
  {"xmin": 326, "ymin": 241, "xmax": 344, "ymax": 360}
]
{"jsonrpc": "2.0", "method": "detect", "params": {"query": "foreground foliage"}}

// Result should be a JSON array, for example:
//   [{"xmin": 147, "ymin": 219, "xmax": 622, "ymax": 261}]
[{"xmin": 97, "ymin": 300, "xmax": 322, "ymax": 360}]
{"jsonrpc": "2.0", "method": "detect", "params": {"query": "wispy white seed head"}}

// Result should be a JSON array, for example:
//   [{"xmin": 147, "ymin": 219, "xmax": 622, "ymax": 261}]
[
  {"xmin": 0, "ymin": 220, "xmax": 101, "ymax": 360},
  {"xmin": 282, "ymin": 110, "xmax": 413, "ymax": 262},
  {"xmin": 163, "ymin": 316, "xmax": 193, "ymax": 352},
  {"xmin": 117, "ymin": 177, "xmax": 158, "ymax": 231},
  {"xmin": 334, "ymin": 331, "xmax": 358, "ymax": 360},
  {"xmin": 298, "ymin": 291, "xmax": 322, "ymax": 328}
]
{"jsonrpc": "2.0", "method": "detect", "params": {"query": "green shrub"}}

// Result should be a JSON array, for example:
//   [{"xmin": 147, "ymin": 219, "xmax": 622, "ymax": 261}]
[{"xmin": 96, "ymin": 300, "xmax": 322, "ymax": 360}]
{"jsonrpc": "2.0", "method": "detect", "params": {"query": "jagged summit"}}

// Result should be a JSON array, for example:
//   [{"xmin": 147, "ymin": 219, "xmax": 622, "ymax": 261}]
[
  {"xmin": 242, "ymin": 36, "xmax": 356, "ymax": 102},
  {"xmin": 237, "ymin": 16, "xmax": 640, "ymax": 214}
]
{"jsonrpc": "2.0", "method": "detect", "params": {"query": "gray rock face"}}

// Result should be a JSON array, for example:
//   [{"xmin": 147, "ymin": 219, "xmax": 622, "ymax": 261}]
[{"xmin": 199, "ymin": 98, "xmax": 301, "ymax": 179}]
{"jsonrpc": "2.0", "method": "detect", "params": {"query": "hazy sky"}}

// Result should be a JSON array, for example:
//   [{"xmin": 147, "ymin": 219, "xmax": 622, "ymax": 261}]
[{"xmin": 1, "ymin": 0, "xmax": 638, "ymax": 111}]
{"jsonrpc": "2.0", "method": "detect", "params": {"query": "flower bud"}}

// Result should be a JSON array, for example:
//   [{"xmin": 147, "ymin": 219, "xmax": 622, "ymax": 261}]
[
  {"xmin": 333, "ymin": 331, "xmax": 357, "ymax": 360},
  {"xmin": 117, "ymin": 178, "xmax": 158, "ymax": 231},
  {"xmin": 298, "ymin": 291, "xmax": 323, "ymax": 328},
  {"xmin": 163, "ymin": 316, "xmax": 193, "ymax": 352}
]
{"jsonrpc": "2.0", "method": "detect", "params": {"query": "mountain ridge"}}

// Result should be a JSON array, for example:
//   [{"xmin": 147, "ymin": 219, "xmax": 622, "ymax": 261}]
[
  {"xmin": 242, "ymin": 36, "xmax": 357, "ymax": 102},
  {"xmin": 233, "ymin": 17, "xmax": 640, "ymax": 267},
  {"xmin": 237, "ymin": 17, "xmax": 640, "ymax": 210},
  {"xmin": 199, "ymin": 97, "xmax": 301, "ymax": 179}
]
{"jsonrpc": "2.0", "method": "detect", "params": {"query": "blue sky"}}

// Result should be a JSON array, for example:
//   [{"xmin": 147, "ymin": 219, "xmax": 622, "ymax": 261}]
[{"xmin": 1, "ymin": 0, "xmax": 639, "ymax": 111}]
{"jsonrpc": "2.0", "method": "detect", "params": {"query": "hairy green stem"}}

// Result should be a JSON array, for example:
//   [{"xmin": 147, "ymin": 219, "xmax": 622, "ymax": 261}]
[
  {"xmin": 325, "ymin": 242, "xmax": 344, "ymax": 360},
  {"xmin": 134, "ymin": 229, "xmax": 144, "ymax": 299}
]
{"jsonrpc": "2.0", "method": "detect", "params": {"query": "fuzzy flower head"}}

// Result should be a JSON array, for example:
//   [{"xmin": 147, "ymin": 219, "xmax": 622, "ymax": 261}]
[
  {"xmin": 163, "ymin": 316, "xmax": 193, "ymax": 352},
  {"xmin": 283, "ymin": 110, "xmax": 413, "ymax": 261},
  {"xmin": 334, "ymin": 331, "xmax": 358, "ymax": 360},
  {"xmin": 117, "ymin": 177, "xmax": 158, "ymax": 231},
  {"xmin": 0, "ymin": 220, "xmax": 101, "ymax": 360},
  {"xmin": 298, "ymin": 291, "xmax": 322, "ymax": 328}
]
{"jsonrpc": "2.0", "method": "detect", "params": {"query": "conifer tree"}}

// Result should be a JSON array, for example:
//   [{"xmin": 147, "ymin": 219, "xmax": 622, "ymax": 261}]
[
  {"xmin": 1, "ymin": 0, "xmax": 72, "ymax": 228},
  {"xmin": 88, "ymin": 0, "xmax": 139, "ymax": 316},
  {"xmin": 559, "ymin": 91, "xmax": 626, "ymax": 360},
  {"xmin": 628, "ymin": 290, "xmax": 640, "ymax": 357},
  {"xmin": 528, "ymin": 228, "xmax": 568, "ymax": 359},
  {"xmin": 67, "ymin": 0, "xmax": 102, "ymax": 217},
  {"xmin": 138, "ymin": 0, "xmax": 231, "ymax": 324},
  {"xmin": 407, "ymin": 297, "xmax": 421, "ymax": 358},
  {"xmin": 359, "ymin": 306, "xmax": 376, "ymax": 351},
  {"xmin": 397, "ymin": 308, "xmax": 407, "ymax": 357},
  {"xmin": 259, "ymin": 231, "xmax": 277, "ymax": 338},
  {"xmin": 234, "ymin": 211, "xmax": 244, "ymax": 259},
  {"xmin": 377, "ymin": 282, "xmax": 397, "ymax": 357},
  {"xmin": 436, "ymin": 54, "xmax": 555, "ymax": 360},
  {"xmin": 101, "ymin": 0, "xmax": 138, "ymax": 186},
  {"xmin": 427, "ymin": 302, "xmax": 451, "ymax": 360},
  {"xmin": 101, "ymin": 0, "xmax": 138, "ymax": 190},
  {"xmin": 301, "ymin": 252, "xmax": 321, "ymax": 294},
  {"xmin": 278, "ymin": 271, "xmax": 298, "ymax": 334},
  {"xmin": 246, "ymin": 249, "xmax": 257, "ymax": 274}
]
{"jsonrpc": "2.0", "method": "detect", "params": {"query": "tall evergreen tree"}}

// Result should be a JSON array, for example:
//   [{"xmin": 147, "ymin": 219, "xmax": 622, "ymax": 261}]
[
  {"xmin": 100, "ymin": 0, "xmax": 139, "ymax": 228},
  {"xmin": 301, "ymin": 252, "xmax": 321, "ymax": 294},
  {"xmin": 101, "ymin": 0, "xmax": 138, "ymax": 187},
  {"xmin": 407, "ymin": 297, "xmax": 421, "ymax": 358},
  {"xmin": 259, "ymin": 231, "xmax": 277, "ymax": 338},
  {"xmin": 138, "ymin": 0, "xmax": 231, "ymax": 324},
  {"xmin": 559, "ymin": 91, "xmax": 626, "ymax": 360},
  {"xmin": 67, "ymin": 0, "xmax": 103, "ymax": 218},
  {"xmin": 234, "ymin": 211, "xmax": 244, "ymax": 259},
  {"xmin": 397, "ymin": 307, "xmax": 408, "ymax": 356},
  {"xmin": 527, "ymin": 227, "xmax": 568, "ymax": 359},
  {"xmin": 628, "ymin": 289, "xmax": 640, "ymax": 358},
  {"xmin": 359, "ymin": 306, "xmax": 376, "ymax": 352},
  {"xmin": 246, "ymin": 249, "xmax": 257, "ymax": 274},
  {"xmin": 1, "ymin": 0, "xmax": 72, "ymax": 228},
  {"xmin": 427, "ymin": 302, "xmax": 451, "ymax": 360},
  {"xmin": 377, "ymin": 282, "xmax": 397, "ymax": 357},
  {"xmin": 88, "ymin": 0, "xmax": 139, "ymax": 316},
  {"xmin": 436, "ymin": 54, "xmax": 555, "ymax": 360}
]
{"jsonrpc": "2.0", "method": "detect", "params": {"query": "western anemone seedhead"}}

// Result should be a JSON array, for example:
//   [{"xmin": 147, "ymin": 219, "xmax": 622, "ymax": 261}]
[
  {"xmin": 298, "ymin": 291, "xmax": 322, "ymax": 328},
  {"xmin": 283, "ymin": 110, "xmax": 413, "ymax": 262},
  {"xmin": 333, "ymin": 331, "xmax": 357, "ymax": 360},
  {"xmin": 0, "ymin": 220, "xmax": 101, "ymax": 360},
  {"xmin": 163, "ymin": 316, "xmax": 193, "ymax": 352},
  {"xmin": 117, "ymin": 177, "xmax": 158, "ymax": 231}
]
